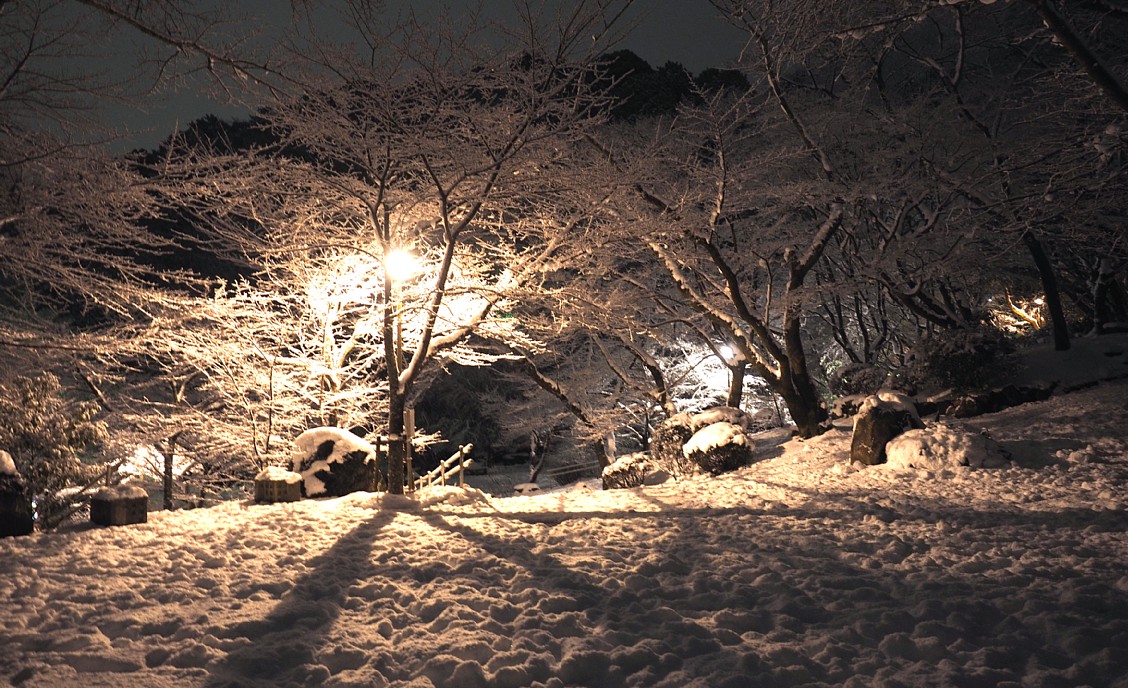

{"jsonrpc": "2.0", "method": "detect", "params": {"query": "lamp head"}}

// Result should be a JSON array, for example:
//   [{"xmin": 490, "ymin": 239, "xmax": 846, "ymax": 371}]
[{"xmin": 385, "ymin": 249, "xmax": 420, "ymax": 283}]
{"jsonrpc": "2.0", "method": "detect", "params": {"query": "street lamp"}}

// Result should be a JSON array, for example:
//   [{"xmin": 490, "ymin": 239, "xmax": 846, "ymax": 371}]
[
  {"xmin": 385, "ymin": 247, "xmax": 420, "ymax": 494},
  {"xmin": 385, "ymin": 249, "xmax": 420, "ymax": 283}
]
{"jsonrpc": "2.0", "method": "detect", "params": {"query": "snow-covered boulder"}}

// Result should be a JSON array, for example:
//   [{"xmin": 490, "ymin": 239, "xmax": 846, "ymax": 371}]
[
  {"xmin": 292, "ymin": 427, "xmax": 381, "ymax": 498},
  {"xmin": 683, "ymin": 421, "xmax": 754, "ymax": 475},
  {"xmin": 513, "ymin": 482, "xmax": 541, "ymax": 495},
  {"xmin": 0, "ymin": 451, "xmax": 33, "ymax": 538},
  {"xmin": 885, "ymin": 423, "xmax": 1011, "ymax": 469},
  {"xmin": 602, "ymin": 452, "xmax": 656, "ymax": 490},
  {"xmin": 850, "ymin": 392, "xmax": 925, "ymax": 466}
]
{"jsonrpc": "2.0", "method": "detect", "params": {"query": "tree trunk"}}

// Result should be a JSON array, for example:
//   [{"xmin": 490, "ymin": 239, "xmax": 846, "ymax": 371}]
[
  {"xmin": 386, "ymin": 397, "xmax": 407, "ymax": 494},
  {"xmin": 778, "ymin": 386, "xmax": 826, "ymax": 438},
  {"xmin": 1091, "ymin": 257, "xmax": 1118, "ymax": 335},
  {"xmin": 601, "ymin": 431, "xmax": 616, "ymax": 468},
  {"xmin": 1022, "ymin": 229, "xmax": 1070, "ymax": 351},
  {"xmin": 780, "ymin": 312, "xmax": 828, "ymax": 438},
  {"xmin": 162, "ymin": 432, "xmax": 183, "ymax": 511},
  {"xmin": 726, "ymin": 363, "xmax": 745, "ymax": 408}
]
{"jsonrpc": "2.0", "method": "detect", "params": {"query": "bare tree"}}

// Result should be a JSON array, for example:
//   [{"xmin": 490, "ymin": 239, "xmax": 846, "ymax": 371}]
[{"xmin": 156, "ymin": 0, "xmax": 635, "ymax": 493}]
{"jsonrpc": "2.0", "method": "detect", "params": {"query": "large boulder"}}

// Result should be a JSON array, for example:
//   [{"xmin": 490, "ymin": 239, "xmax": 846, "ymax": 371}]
[
  {"xmin": 1, "ymin": 451, "xmax": 34, "ymax": 538},
  {"xmin": 683, "ymin": 421, "xmax": 754, "ymax": 475},
  {"xmin": 850, "ymin": 392, "xmax": 925, "ymax": 466},
  {"xmin": 292, "ymin": 428, "xmax": 381, "ymax": 497}
]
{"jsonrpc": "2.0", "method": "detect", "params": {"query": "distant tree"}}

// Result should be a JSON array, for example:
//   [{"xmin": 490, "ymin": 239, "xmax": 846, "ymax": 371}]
[{"xmin": 698, "ymin": 0, "xmax": 1127, "ymax": 376}]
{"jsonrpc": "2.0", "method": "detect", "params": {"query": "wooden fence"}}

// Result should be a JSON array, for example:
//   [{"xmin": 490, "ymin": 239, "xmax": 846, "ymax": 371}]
[{"xmin": 413, "ymin": 443, "xmax": 474, "ymax": 491}]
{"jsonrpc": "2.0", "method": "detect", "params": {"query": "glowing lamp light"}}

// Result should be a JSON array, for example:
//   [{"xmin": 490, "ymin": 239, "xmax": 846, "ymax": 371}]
[{"xmin": 385, "ymin": 249, "xmax": 420, "ymax": 283}]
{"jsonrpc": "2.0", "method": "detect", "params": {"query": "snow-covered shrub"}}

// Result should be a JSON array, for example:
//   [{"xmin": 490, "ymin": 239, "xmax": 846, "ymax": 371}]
[
  {"xmin": 650, "ymin": 407, "xmax": 753, "ymax": 477},
  {"xmin": 830, "ymin": 363, "xmax": 891, "ymax": 396},
  {"xmin": 910, "ymin": 327, "xmax": 1017, "ymax": 393},
  {"xmin": 690, "ymin": 406, "xmax": 750, "ymax": 431},
  {"xmin": 649, "ymin": 413, "xmax": 698, "ymax": 478},
  {"xmin": 885, "ymin": 423, "xmax": 1011, "ymax": 469},
  {"xmin": 291, "ymin": 427, "xmax": 381, "ymax": 497},
  {"xmin": 829, "ymin": 394, "xmax": 867, "ymax": 420},
  {"xmin": 0, "ymin": 373, "xmax": 108, "ymax": 528},
  {"xmin": 602, "ymin": 452, "xmax": 655, "ymax": 489},
  {"xmin": 683, "ymin": 422, "xmax": 753, "ymax": 475}
]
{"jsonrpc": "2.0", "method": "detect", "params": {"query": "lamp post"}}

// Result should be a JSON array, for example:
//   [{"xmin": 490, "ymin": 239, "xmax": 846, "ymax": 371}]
[{"xmin": 383, "ymin": 248, "xmax": 419, "ymax": 494}]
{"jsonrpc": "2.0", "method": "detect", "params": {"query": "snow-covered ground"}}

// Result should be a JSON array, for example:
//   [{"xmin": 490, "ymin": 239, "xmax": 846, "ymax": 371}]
[{"xmin": 2, "ymin": 339, "xmax": 1127, "ymax": 687}]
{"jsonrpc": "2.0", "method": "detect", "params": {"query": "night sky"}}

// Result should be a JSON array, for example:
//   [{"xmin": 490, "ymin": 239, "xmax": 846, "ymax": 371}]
[{"xmin": 107, "ymin": 1, "xmax": 747, "ymax": 151}]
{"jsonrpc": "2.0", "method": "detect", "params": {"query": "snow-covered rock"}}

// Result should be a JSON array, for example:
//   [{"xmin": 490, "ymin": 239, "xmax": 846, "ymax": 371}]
[
  {"xmin": 292, "ymin": 427, "xmax": 381, "ymax": 497},
  {"xmin": 0, "ymin": 450, "xmax": 16, "ymax": 476},
  {"xmin": 853, "ymin": 391, "xmax": 922, "ymax": 428},
  {"xmin": 851, "ymin": 392, "xmax": 925, "ymax": 465}
]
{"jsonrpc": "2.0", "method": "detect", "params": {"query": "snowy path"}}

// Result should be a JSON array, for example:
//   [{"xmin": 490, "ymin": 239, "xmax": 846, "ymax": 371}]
[{"xmin": 2, "ymin": 380, "xmax": 1127, "ymax": 687}]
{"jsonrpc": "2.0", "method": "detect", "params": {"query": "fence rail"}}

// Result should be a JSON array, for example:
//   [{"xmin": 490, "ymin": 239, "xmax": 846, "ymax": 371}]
[
  {"xmin": 414, "ymin": 443, "xmax": 474, "ymax": 491},
  {"xmin": 545, "ymin": 460, "xmax": 602, "ymax": 484}
]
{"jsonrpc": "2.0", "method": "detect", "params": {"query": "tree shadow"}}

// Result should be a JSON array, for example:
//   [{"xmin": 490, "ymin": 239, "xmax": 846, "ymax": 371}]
[{"xmin": 205, "ymin": 507, "xmax": 398, "ymax": 687}]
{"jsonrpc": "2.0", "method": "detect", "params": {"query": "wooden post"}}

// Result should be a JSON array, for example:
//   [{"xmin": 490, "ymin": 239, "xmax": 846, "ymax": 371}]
[
  {"xmin": 458, "ymin": 446, "xmax": 465, "ymax": 488},
  {"xmin": 405, "ymin": 407, "xmax": 415, "ymax": 493}
]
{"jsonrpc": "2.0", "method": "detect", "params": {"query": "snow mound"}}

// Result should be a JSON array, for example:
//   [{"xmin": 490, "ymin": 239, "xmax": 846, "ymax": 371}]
[
  {"xmin": 254, "ymin": 466, "xmax": 303, "ymax": 484},
  {"xmin": 885, "ymin": 422, "xmax": 1011, "ymax": 469},
  {"xmin": 91, "ymin": 483, "xmax": 149, "ymax": 500},
  {"xmin": 416, "ymin": 484, "xmax": 491, "ymax": 507},
  {"xmin": 683, "ymin": 421, "xmax": 747, "ymax": 456}
]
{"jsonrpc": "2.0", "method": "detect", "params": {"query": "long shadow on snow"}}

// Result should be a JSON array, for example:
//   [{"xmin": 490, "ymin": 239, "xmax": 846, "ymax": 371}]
[
  {"xmin": 205, "ymin": 508, "xmax": 399, "ymax": 687},
  {"xmin": 414, "ymin": 509, "xmax": 767, "ymax": 685}
]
